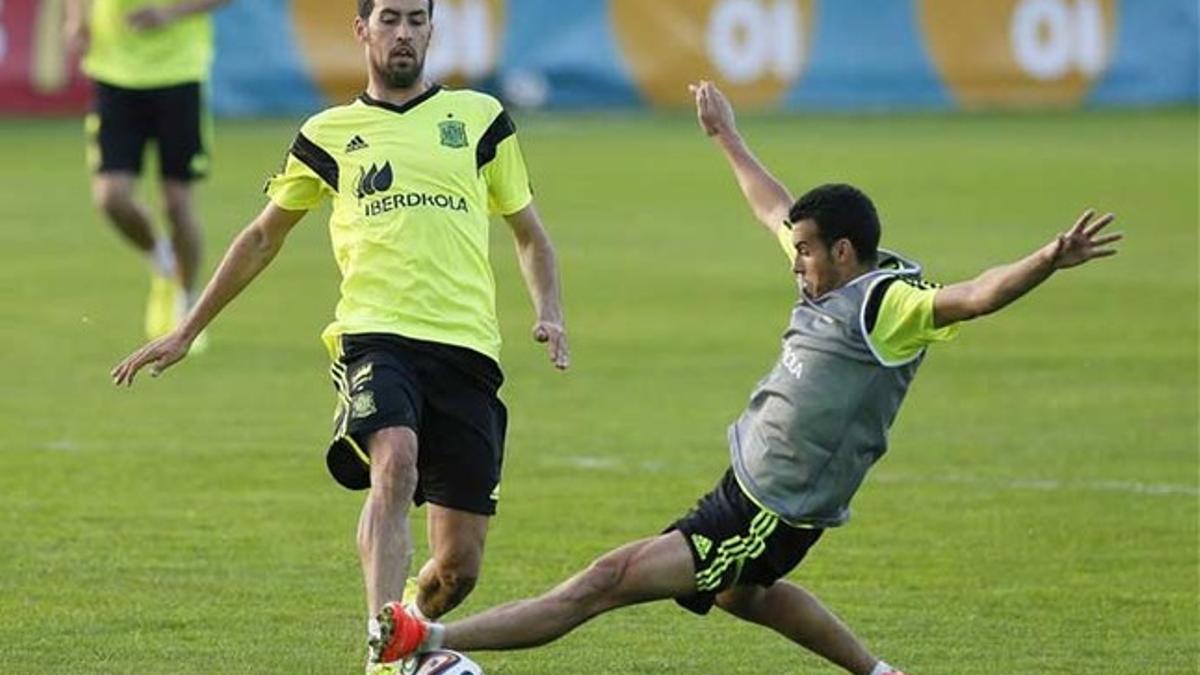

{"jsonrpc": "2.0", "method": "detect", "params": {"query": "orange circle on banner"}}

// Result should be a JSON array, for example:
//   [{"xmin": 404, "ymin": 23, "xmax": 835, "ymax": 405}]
[
  {"xmin": 919, "ymin": 0, "xmax": 1118, "ymax": 109},
  {"xmin": 291, "ymin": 0, "xmax": 505, "ymax": 104},
  {"xmin": 611, "ymin": 0, "xmax": 815, "ymax": 109}
]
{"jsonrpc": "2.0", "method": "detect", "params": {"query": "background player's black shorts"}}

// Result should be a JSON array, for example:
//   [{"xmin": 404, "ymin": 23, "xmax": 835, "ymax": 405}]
[
  {"xmin": 326, "ymin": 333, "xmax": 507, "ymax": 516},
  {"xmin": 667, "ymin": 468, "xmax": 824, "ymax": 615},
  {"xmin": 88, "ymin": 80, "xmax": 208, "ymax": 181}
]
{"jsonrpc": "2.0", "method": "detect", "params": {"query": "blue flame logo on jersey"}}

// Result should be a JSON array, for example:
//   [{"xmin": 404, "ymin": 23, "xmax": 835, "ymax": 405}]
[
  {"xmin": 356, "ymin": 159, "xmax": 470, "ymax": 217},
  {"xmin": 356, "ymin": 162, "xmax": 394, "ymax": 200}
]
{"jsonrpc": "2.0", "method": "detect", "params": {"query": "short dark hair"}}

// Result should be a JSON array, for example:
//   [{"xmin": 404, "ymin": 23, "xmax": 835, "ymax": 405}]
[
  {"xmin": 788, "ymin": 183, "xmax": 880, "ymax": 263},
  {"xmin": 357, "ymin": 0, "xmax": 434, "ymax": 19}
]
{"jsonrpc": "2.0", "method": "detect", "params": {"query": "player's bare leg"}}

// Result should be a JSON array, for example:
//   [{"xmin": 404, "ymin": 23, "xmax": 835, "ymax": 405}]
[
  {"xmin": 162, "ymin": 180, "xmax": 203, "ymax": 301},
  {"xmin": 92, "ymin": 173, "xmax": 157, "ymax": 253},
  {"xmin": 715, "ymin": 581, "xmax": 884, "ymax": 675},
  {"xmin": 360, "ymin": 426, "xmax": 420, "ymax": 618},
  {"xmin": 93, "ymin": 172, "xmax": 183, "ymax": 338},
  {"xmin": 432, "ymin": 531, "xmax": 697, "ymax": 651},
  {"xmin": 414, "ymin": 505, "xmax": 488, "ymax": 619}
]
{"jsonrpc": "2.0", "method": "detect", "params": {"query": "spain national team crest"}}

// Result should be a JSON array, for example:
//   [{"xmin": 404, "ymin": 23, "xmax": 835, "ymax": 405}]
[{"xmin": 439, "ymin": 119, "xmax": 468, "ymax": 148}]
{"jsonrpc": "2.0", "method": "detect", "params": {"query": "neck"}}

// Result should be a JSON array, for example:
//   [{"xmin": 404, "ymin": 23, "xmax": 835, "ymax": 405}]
[
  {"xmin": 835, "ymin": 262, "xmax": 873, "ymax": 288},
  {"xmin": 365, "ymin": 77, "xmax": 431, "ymax": 107}
]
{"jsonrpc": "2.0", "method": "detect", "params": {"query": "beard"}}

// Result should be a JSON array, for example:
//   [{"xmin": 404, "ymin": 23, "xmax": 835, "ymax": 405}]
[{"xmin": 376, "ymin": 52, "xmax": 425, "ymax": 89}]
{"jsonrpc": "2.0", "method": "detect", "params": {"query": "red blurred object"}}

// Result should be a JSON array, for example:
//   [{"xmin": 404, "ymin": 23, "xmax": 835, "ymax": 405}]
[{"xmin": 0, "ymin": 0, "xmax": 90, "ymax": 115}]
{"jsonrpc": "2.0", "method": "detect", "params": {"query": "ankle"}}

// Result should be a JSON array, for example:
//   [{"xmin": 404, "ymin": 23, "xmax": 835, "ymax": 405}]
[
  {"xmin": 149, "ymin": 238, "xmax": 176, "ymax": 278},
  {"xmin": 420, "ymin": 622, "xmax": 446, "ymax": 652}
]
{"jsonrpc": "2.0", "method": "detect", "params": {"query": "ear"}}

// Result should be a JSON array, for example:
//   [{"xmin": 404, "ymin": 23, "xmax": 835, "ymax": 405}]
[
  {"xmin": 353, "ymin": 15, "xmax": 368, "ymax": 43},
  {"xmin": 833, "ymin": 238, "xmax": 855, "ymax": 264}
]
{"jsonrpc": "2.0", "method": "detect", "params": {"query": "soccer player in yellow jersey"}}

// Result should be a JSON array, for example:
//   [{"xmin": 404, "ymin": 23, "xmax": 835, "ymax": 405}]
[
  {"xmin": 111, "ymin": 0, "xmax": 569, "ymax": 670},
  {"xmin": 64, "ymin": 0, "xmax": 229, "ymax": 342}
]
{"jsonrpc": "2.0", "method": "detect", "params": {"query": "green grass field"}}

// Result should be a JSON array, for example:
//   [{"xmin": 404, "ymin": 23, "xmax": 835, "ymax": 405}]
[{"xmin": 1, "ymin": 109, "xmax": 1197, "ymax": 674}]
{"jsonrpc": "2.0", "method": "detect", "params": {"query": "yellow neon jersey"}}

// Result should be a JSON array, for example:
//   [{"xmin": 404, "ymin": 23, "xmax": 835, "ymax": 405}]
[
  {"xmin": 865, "ymin": 278, "xmax": 959, "ymax": 363},
  {"xmin": 266, "ymin": 86, "xmax": 534, "ymax": 362},
  {"xmin": 83, "ymin": 0, "xmax": 215, "ymax": 88}
]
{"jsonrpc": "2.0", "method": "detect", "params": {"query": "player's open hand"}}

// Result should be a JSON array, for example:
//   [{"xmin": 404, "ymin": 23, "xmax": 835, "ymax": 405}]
[
  {"xmin": 126, "ymin": 6, "xmax": 173, "ymax": 31},
  {"xmin": 1050, "ymin": 209, "xmax": 1123, "ymax": 270},
  {"xmin": 533, "ymin": 320, "xmax": 569, "ymax": 371},
  {"xmin": 111, "ymin": 332, "xmax": 192, "ymax": 387},
  {"xmin": 688, "ymin": 80, "xmax": 736, "ymax": 138}
]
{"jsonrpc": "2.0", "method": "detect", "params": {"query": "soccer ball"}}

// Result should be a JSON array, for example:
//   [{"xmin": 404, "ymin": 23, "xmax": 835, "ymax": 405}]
[{"xmin": 415, "ymin": 649, "xmax": 484, "ymax": 675}]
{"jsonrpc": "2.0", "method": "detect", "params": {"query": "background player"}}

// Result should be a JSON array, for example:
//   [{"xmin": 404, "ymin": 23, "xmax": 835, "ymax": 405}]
[
  {"xmin": 111, "ymin": 0, "xmax": 568, "ymax": 671},
  {"xmin": 64, "ymin": 0, "xmax": 230, "ymax": 342},
  {"xmin": 369, "ymin": 81, "xmax": 1123, "ymax": 674}
]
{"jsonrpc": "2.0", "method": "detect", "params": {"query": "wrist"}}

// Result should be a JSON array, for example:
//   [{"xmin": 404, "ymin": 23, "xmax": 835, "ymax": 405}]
[
  {"xmin": 175, "ymin": 319, "xmax": 202, "ymax": 342},
  {"xmin": 1037, "ymin": 240, "xmax": 1062, "ymax": 271},
  {"xmin": 714, "ymin": 128, "xmax": 743, "ymax": 148}
]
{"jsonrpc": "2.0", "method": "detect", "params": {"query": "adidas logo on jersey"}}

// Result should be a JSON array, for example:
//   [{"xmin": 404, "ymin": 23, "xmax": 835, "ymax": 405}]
[{"xmin": 345, "ymin": 135, "xmax": 369, "ymax": 153}]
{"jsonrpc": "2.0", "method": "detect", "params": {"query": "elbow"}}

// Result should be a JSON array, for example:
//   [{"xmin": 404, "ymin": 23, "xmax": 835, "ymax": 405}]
[{"xmin": 245, "ymin": 221, "xmax": 281, "ymax": 260}]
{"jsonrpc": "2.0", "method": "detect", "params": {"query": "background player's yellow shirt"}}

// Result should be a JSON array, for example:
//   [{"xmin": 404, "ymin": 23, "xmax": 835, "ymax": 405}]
[
  {"xmin": 84, "ymin": 0, "xmax": 215, "ymax": 88},
  {"xmin": 266, "ymin": 87, "xmax": 534, "ymax": 363}
]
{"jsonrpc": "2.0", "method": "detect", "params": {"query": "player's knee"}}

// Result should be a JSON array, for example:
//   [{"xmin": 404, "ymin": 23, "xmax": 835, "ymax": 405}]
[
  {"xmin": 368, "ymin": 428, "xmax": 418, "ymax": 501},
  {"xmin": 431, "ymin": 561, "xmax": 479, "ymax": 600},
  {"xmin": 162, "ymin": 186, "xmax": 195, "ymax": 226},
  {"xmin": 93, "ymin": 180, "xmax": 133, "ymax": 218}
]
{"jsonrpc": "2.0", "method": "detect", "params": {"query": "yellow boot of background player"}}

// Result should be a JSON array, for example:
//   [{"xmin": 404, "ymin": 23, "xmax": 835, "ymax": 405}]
[
  {"xmin": 143, "ymin": 273, "xmax": 175, "ymax": 340},
  {"xmin": 145, "ymin": 273, "xmax": 210, "ymax": 353}
]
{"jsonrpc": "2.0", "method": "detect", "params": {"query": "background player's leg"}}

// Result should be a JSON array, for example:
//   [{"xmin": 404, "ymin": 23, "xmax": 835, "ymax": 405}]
[
  {"xmin": 714, "ymin": 581, "xmax": 880, "ymax": 674},
  {"xmin": 92, "ymin": 172, "xmax": 157, "ymax": 254},
  {"xmin": 161, "ymin": 180, "xmax": 202, "ymax": 302},
  {"xmin": 155, "ymin": 82, "xmax": 206, "ymax": 306},
  {"xmin": 89, "ymin": 82, "xmax": 160, "ymax": 262},
  {"xmin": 442, "ymin": 531, "xmax": 696, "ymax": 651},
  {"xmin": 360, "ymin": 426, "xmax": 420, "ymax": 617},
  {"xmin": 416, "ymin": 505, "xmax": 488, "ymax": 619}
]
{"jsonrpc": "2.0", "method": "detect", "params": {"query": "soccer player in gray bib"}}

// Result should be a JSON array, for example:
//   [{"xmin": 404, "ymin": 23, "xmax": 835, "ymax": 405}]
[{"xmin": 370, "ymin": 81, "xmax": 1123, "ymax": 675}]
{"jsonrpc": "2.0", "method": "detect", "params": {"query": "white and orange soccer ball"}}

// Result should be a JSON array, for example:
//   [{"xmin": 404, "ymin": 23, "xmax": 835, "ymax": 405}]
[{"xmin": 415, "ymin": 650, "xmax": 484, "ymax": 675}]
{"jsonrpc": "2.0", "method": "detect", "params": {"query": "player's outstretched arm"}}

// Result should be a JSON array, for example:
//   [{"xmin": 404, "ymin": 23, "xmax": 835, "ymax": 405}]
[
  {"xmin": 932, "ymin": 209, "xmax": 1122, "ymax": 328},
  {"xmin": 505, "ymin": 203, "xmax": 569, "ymax": 370},
  {"xmin": 111, "ymin": 203, "xmax": 307, "ymax": 386},
  {"xmin": 689, "ymin": 80, "xmax": 793, "ymax": 235}
]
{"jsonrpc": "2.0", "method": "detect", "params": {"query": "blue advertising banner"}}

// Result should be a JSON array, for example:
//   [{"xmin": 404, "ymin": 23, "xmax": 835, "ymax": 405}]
[{"xmin": 3, "ymin": 0, "xmax": 1196, "ymax": 116}]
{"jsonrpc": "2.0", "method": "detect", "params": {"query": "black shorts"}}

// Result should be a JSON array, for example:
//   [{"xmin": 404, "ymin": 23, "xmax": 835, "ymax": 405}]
[
  {"xmin": 326, "ymin": 333, "xmax": 507, "ymax": 516},
  {"xmin": 667, "ymin": 468, "xmax": 824, "ymax": 615},
  {"xmin": 88, "ymin": 80, "xmax": 209, "ymax": 181}
]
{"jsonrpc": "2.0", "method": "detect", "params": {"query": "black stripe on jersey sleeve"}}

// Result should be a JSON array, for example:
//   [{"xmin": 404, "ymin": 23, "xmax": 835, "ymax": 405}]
[
  {"xmin": 290, "ymin": 132, "xmax": 339, "ymax": 191},
  {"xmin": 863, "ymin": 276, "xmax": 900, "ymax": 334},
  {"xmin": 476, "ymin": 111, "xmax": 516, "ymax": 172}
]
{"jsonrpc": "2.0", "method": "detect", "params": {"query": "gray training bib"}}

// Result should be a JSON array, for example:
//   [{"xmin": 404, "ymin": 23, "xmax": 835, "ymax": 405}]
[{"xmin": 729, "ymin": 251, "xmax": 929, "ymax": 527}]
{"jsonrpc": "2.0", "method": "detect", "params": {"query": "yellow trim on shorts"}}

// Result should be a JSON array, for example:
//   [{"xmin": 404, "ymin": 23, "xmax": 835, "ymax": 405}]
[
  {"xmin": 344, "ymin": 433, "xmax": 370, "ymax": 467},
  {"xmin": 694, "ymin": 508, "xmax": 779, "ymax": 592},
  {"xmin": 731, "ymin": 470, "xmax": 821, "ymax": 530}
]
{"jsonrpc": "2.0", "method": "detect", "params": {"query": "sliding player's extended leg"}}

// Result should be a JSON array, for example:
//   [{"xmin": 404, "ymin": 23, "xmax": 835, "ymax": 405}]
[{"xmin": 377, "ymin": 530, "xmax": 696, "ymax": 659}]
